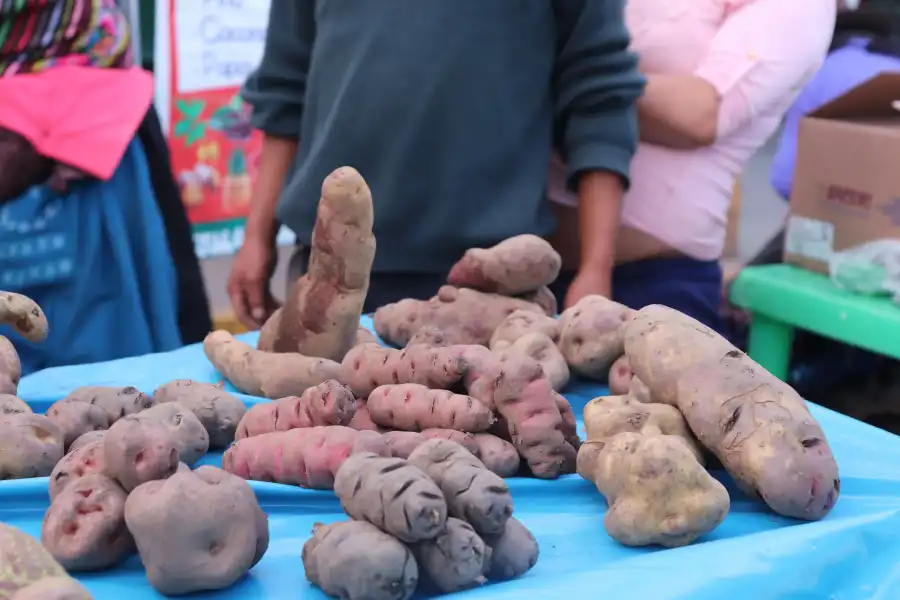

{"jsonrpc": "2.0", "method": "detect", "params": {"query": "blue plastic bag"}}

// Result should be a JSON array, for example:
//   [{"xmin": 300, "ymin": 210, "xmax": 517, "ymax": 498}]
[{"xmin": 0, "ymin": 139, "xmax": 182, "ymax": 375}]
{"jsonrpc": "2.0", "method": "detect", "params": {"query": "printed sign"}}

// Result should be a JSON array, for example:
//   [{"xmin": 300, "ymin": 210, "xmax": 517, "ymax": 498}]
[{"xmin": 154, "ymin": 0, "xmax": 294, "ymax": 259}]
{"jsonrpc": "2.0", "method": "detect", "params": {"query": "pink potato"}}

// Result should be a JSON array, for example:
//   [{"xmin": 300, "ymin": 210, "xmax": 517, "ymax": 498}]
[
  {"xmin": 235, "ymin": 380, "xmax": 356, "ymax": 440},
  {"xmin": 463, "ymin": 349, "xmax": 576, "ymax": 478},
  {"xmin": 341, "ymin": 343, "xmax": 467, "ymax": 398},
  {"xmin": 553, "ymin": 392, "xmax": 581, "ymax": 450},
  {"xmin": 0, "ymin": 413, "xmax": 64, "ymax": 479},
  {"xmin": 447, "ymin": 234, "xmax": 562, "ymax": 295},
  {"xmin": 49, "ymin": 440, "xmax": 107, "ymax": 501},
  {"xmin": 41, "ymin": 474, "xmax": 134, "ymax": 571},
  {"xmin": 223, "ymin": 426, "xmax": 389, "ymax": 489},
  {"xmin": 372, "ymin": 286, "xmax": 545, "ymax": 347},
  {"xmin": 45, "ymin": 399, "xmax": 109, "ymax": 450},
  {"xmin": 346, "ymin": 399, "xmax": 383, "ymax": 432},
  {"xmin": 124, "ymin": 466, "xmax": 269, "ymax": 596},
  {"xmin": 367, "ymin": 384, "xmax": 494, "ymax": 432},
  {"xmin": 103, "ymin": 415, "xmax": 180, "ymax": 491}
]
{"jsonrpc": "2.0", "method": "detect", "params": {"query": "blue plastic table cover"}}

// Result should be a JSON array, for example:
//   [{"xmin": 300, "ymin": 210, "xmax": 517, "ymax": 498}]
[{"xmin": 6, "ymin": 318, "xmax": 900, "ymax": 599}]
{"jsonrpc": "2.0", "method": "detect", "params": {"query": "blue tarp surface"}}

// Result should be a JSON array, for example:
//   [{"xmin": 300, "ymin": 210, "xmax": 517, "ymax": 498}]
[{"xmin": 8, "ymin": 317, "xmax": 900, "ymax": 598}]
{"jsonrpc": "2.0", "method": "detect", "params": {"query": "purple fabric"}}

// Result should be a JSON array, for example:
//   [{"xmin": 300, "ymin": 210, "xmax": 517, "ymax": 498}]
[{"xmin": 770, "ymin": 38, "xmax": 900, "ymax": 200}]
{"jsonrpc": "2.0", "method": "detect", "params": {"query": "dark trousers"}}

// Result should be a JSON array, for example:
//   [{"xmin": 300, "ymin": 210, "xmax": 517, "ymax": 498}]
[{"xmin": 550, "ymin": 256, "xmax": 724, "ymax": 331}]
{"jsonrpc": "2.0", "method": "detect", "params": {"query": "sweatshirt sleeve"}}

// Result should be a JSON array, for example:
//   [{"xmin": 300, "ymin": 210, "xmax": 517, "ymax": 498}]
[
  {"xmin": 553, "ymin": 0, "xmax": 645, "ymax": 190},
  {"xmin": 240, "ymin": 0, "xmax": 316, "ymax": 138}
]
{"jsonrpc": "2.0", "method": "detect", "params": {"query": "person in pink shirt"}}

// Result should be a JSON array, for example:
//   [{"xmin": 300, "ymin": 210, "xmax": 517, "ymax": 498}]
[{"xmin": 548, "ymin": 0, "xmax": 836, "ymax": 330}]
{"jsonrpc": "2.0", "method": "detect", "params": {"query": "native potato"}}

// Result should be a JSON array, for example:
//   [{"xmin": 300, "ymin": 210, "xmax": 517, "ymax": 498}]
[
  {"xmin": 235, "ymin": 380, "xmax": 356, "ymax": 439},
  {"xmin": 42, "ymin": 474, "xmax": 134, "ymax": 571},
  {"xmin": 578, "ymin": 432, "xmax": 729, "ymax": 547},
  {"xmin": 334, "ymin": 452, "xmax": 448, "ymax": 542},
  {"xmin": 302, "ymin": 520, "xmax": 418, "ymax": 600},
  {"xmin": 204, "ymin": 330, "xmax": 345, "ymax": 398},
  {"xmin": 558, "ymin": 295, "xmax": 633, "ymax": 380},
  {"xmin": 223, "ymin": 426, "xmax": 389, "ymax": 489},
  {"xmin": 124, "ymin": 466, "xmax": 269, "ymax": 596},
  {"xmin": 256, "ymin": 167, "xmax": 376, "ymax": 362},
  {"xmin": 0, "ymin": 413, "xmax": 64, "ymax": 479},
  {"xmin": 624, "ymin": 304, "xmax": 840, "ymax": 520},
  {"xmin": 153, "ymin": 379, "xmax": 247, "ymax": 448}
]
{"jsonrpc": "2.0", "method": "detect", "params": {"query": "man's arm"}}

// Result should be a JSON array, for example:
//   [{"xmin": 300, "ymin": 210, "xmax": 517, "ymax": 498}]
[
  {"xmin": 240, "ymin": 0, "xmax": 315, "ymax": 243},
  {"xmin": 553, "ymin": 0, "xmax": 644, "ymax": 299},
  {"xmin": 640, "ymin": 0, "xmax": 835, "ymax": 149}
]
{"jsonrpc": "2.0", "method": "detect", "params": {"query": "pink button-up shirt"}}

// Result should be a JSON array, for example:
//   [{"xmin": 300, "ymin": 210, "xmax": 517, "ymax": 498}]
[{"xmin": 548, "ymin": 0, "xmax": 836, "ymax": 260}]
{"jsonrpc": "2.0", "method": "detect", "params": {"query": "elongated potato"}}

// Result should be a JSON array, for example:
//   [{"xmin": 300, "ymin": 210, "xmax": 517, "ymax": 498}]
[
  {"xmin": 258, "ymin": 167, "xmax": 376, "ymax": 363},
  {"xmin": 303, "ymin": 520, "xmax": 418, "ymax": 600},
  {"xmin": 204, "ymin": 330, "xmax": 345, "ymax": 398},
  {"xmin": 624, "ymin": 304, "xmax": 840, "ymax": 520},
  {"xmin": 489, "ymin": 310, "xmax": 560, "ymax": 349},
  {"xmin": 234, "ymin": 380, "xmax": 356, "ymax": 439},
  {"xmin": 447, "ymin": 234, "xmax": 561, "ymax": 295},
  {"xmin": 223, "ymin": 426, "xmax": 389, "ymax": 489},
  {"xmin": 334, "ymin": 452, "xmax": 447, "ymax": 542},
  {"xmin": 373, "ymin": 286, "xmax": 544, "ymax": 347},
  {"xmin": 367, "ymin": 384, "xmax": 494, "ymax": 432}
]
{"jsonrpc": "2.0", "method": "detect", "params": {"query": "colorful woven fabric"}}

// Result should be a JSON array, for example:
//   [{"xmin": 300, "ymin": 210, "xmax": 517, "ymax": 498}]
[{"xmin": 0, "ymin": 0, "xmax": 132, "ymax": 76}]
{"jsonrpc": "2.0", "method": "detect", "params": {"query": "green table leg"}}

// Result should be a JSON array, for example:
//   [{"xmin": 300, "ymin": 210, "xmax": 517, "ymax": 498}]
[{"xmin": 746, "ymin": 314, "xmax": 795, "ymax": 381}]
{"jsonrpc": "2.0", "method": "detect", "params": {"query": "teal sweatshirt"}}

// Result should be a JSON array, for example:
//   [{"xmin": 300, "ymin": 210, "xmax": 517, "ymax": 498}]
[{"xmin": 242, "ymin": 0, "xmax": 644, "ymax": 273}]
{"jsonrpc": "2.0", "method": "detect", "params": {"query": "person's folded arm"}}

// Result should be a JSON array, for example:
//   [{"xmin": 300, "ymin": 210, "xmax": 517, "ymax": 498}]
[
  {"xmin": 239, "ymin": 0, "xmax": 314, "ymax": 243},
  {"xmin": 639, "ymin": 0, "xmax": 836, "ymax": 149},
  {"xmin": 553, "ymin": 0, "xmax": 645, "ymax": 301}
]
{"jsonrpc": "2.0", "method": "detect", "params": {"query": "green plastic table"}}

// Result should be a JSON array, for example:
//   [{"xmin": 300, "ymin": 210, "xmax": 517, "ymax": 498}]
[{"xmin": 729, "ymin": 264, "xmax": 900, "ymax": 381}]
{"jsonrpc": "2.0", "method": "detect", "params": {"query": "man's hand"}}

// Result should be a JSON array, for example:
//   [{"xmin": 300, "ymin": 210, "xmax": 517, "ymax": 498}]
[
  {"xmin": 565, "ymin": 263, "xmax": 612, "ymax": 308},
  {"xmin": 227, "ymin": 236, "xmax": 281, "ymax": 330}
]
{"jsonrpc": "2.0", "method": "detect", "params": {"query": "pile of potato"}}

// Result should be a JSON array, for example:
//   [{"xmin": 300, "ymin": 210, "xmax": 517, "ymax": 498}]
[
  {"xmin": 303, "ymin": 440, "xmax": 539, "ymax": 600},
  {"xmin": 0, "ymin": 379, "xmax": 247, "ymax": 483},
  {"xmin": 29, "ymin": 382, "xmax": 268, "ymax": 596},
  {"xmin": 201, "ymin": 165, "xmax": 839, "ymax": 555},
  {"xmin": 204, "ymin": 167, "xmax": 582, "ymax": 481},
  {"xmin": 575, "ymin": 304, "xmax": 841, "ymax": 548}
]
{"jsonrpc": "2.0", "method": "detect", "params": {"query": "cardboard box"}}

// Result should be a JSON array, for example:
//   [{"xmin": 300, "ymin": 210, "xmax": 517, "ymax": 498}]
[{"xmin": 784, "ymin": 73, "xmax": 900, "ymax": 273}]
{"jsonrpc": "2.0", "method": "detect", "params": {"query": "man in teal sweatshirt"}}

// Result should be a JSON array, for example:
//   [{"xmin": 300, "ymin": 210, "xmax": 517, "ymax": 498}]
[{"xmin": 228, "ymin": 0, "xmax": 644, "ymax": 328}]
